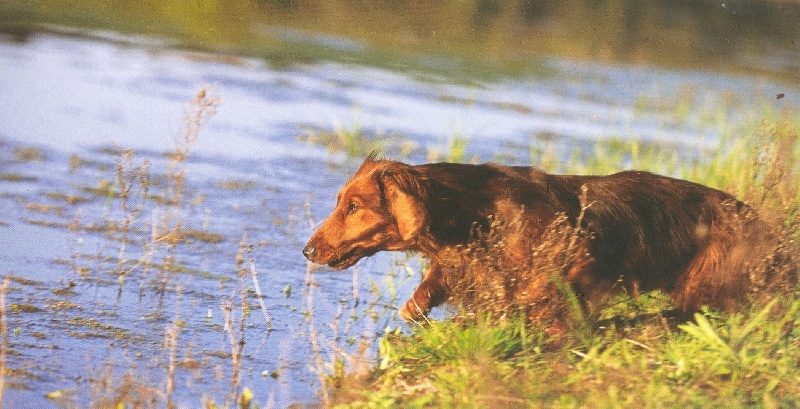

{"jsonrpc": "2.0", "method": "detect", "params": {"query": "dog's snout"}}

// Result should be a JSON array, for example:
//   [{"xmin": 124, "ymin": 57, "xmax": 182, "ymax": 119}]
[{"xmin": 302, "ymin": 244, "xmax": 317, "ymax": 261}]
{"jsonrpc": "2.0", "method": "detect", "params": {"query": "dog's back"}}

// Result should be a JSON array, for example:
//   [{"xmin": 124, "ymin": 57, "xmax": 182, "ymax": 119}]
[
  {"xmin": 554, "ymin": 171, "xmax": 770, "ymax": 311},
  {"xmin": 416, "ymin": 165, "xmax": 771, "ymax": 311}
]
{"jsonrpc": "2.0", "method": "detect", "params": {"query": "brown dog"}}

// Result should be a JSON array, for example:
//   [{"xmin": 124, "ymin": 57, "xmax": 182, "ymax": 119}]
[{"xmin": 303, "ymin": 154, "xmax": 775, "ymax": 329}]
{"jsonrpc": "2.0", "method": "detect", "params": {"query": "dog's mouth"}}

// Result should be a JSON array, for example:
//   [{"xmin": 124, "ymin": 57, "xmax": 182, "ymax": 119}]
[{"xmin": 327, "ymin": 248, "xmax": 362, "ymax": 270}]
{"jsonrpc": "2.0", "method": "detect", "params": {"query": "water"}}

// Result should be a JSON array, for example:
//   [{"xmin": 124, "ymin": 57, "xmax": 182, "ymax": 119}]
[{"xmin": 0, "ymin": 28, "xmax": 797, "ymax": 407}]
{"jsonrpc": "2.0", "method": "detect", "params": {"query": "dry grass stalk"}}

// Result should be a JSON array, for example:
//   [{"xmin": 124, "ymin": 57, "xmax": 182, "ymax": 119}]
[
  {"xmin": 219, "ymin": 235, "xmax": 256, "ymax": 408},
  {"xmin": 442, "ymin": 206, "xmax": 591, "ymax": 336},
  {"xmin": 90, "ymin": 368, "xmax": 163, "ymax": 409},
  {"xmin": 741, "ymin": 120, "xmax": 799, "ymax": 304},
  {"xmin": 157, "ymin": 86, "xmax": 222, "ymax": 291},
  {"xmin": 164, "ymin": 324, "xmax": 178, "ymax": 409},
  {"xmin": 236, "ymin": 233, "xmax": 273, "ymax": 331},
  {"xmin": 220, "ymin": 297, "xmax": 243, "ymax": 408},
  {"xmin": 0, "ymin": 276, "xmax": 8, "ymax": 407},
  {"xmin": 305, "ymin": 262, "xmax": 330, "ymax": 407},
  {"xmin": 163, "ymin": 287, "xmax": 184, "ymax": 409},
  {"xmin": 445, "ymin": 198, "xmax": 796, "ymax": 339},
  {"xmin": 114, "ymin": 149, "xmax": 151, "ymax": 276},
  {"xmin": 249, "ymin": 260, "xmax": 273, "ymax": 331}
]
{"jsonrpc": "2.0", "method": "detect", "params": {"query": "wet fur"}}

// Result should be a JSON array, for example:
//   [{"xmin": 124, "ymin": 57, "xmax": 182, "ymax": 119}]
[{"xmin": 303, "ymin": 154, "xmax": 781, "ymax": 333}]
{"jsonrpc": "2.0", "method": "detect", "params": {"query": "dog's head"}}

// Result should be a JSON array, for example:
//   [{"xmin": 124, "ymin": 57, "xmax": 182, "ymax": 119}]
[{"xmin": 303, "ymin": 155, "xmax": 429, "ymax": 269}]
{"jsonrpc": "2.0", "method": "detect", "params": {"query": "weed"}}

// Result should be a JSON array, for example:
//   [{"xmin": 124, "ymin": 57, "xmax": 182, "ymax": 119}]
[
  {"xmin": 426, "ymin": 131, "xmax": 471, "ymax": 163},
  {"xmin": 8, "ymin": 304, "xmax": 42, "ymax": 314},
  {"xmin": 68, "ymin": 153, "xmax": 84, "ymax": 173},
  {"xmin": 181, "ymin": 228, "xmax": 226, "ymax": 244},
  {"xmin": 24, "ymin": 202, "xmax": 64, "ymax": 216},
  {"xmin": 152, "ymin": 87, "xmax": 222, "ymax": 294},
  {"xmin": 433, "ymin": 186, "xmax": 599, "ymax": 344},
  {"xmin": 46, "ymin": 87, "xmax": 247, "ymax": 407},
  {"xmin": 215, "ymin": 179, "xmax": 259, "ymax": 191},
  {"xmin": 235, "ymin": 235, "xmax": 273, "ymax": 332},
  {"xmin": 335, "ymin": 293, "xmax": 800, "ymax": 408},
  {"xmin": 164, "ymin": 288, "xmax": 182, "ymax": 409},
  {"xmin": 113, "ymin": 149, "xmax": 151, "ymax": 280},
  {"xmin": 298, "ymin": 108, "xmax": 383, "ymax": 157},
  {"xmin": 298, "ymin": 108, "xmax": 414, "ymax": 159}
]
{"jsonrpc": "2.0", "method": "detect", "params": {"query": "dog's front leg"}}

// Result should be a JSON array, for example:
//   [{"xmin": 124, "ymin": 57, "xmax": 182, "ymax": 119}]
[{"xmin": 399, "ymin": 261, "xmax": 448, "ymax": 322}]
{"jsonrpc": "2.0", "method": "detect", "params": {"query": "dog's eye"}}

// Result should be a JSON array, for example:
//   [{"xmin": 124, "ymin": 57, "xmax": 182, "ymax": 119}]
[{"xmin": 346, "ymin": 202, "xmax": 359, "ymax": 215}]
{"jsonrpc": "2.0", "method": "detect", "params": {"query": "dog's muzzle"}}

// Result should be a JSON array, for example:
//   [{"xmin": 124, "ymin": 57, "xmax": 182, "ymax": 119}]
[{"xmin": 302, "ymin": 244, "xmax": 317, "ymax": 261}]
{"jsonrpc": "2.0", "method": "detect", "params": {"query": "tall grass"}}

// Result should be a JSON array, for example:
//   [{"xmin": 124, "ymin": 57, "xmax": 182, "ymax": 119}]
[
  {"xmin": 156, "ymin": 87, "xmax": 223, "ymax": 294},
  {"xmin": 39, "ymin": 86, "xmax": 283, "ymax": 408},
  {"xmin": 298, "ymin": 108, "xmax": 387, "ymax": 158}
]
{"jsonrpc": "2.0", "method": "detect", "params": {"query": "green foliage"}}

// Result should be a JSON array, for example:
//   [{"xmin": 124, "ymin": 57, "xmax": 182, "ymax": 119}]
[
  {"xmin": 298, "ymin": 108, "xmax": 397, "ymax": 158},
  {"xmin": 383, "ymin": 314, "xmax": 543, "ymax": 370},
  {"xmin": 550, "ymin": 272, "xmax": 593, "ymax": 345},
  {"xmin": 337, "ymin": 293, "xmax": 800, "ymax": 408},
  {"xmin": 346, "ymin": 315, "xmax": 547, "ymax": 408},
  {"xmin": 439, "ymin": 132, "xmax": 471, "ymax": 163}
]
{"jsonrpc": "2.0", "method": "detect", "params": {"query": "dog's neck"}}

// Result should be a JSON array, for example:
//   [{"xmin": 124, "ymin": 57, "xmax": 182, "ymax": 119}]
[{"xmin": 413, "ymin": 179, "xmax": 495, "ymax": 253}]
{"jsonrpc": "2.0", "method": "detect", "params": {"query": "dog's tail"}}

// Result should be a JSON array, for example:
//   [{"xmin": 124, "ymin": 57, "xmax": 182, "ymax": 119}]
[{"xmin": 671, "ymin": 200, "xmax": 785, "ymax": 312}]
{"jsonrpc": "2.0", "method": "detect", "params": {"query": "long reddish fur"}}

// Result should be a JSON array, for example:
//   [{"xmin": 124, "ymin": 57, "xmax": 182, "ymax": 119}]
[{"xmin": 304, "ymin": 154, "xmax": 778, "ymax": 333}]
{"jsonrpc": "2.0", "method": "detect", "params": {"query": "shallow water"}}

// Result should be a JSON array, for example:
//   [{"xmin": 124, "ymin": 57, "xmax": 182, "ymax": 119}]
[{"xmin": 0, "ymin": 29, "xmax": 797, "ymax": 407}]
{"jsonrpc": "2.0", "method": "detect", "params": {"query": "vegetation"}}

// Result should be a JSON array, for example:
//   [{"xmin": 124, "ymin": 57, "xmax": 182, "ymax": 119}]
[
  {"xmin": 335, "ymin": 297, "xmax": 799, "ymax": 408},
  {"xmin": 34, "ymin": 86, "xmax": 790, "ymax": 409},
  {"xmin": 298, "ymin": 108, "xmax": 391, "ymax": 158}
]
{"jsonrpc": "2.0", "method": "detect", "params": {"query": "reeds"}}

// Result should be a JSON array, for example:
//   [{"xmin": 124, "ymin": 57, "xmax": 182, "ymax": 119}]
[
  {"xmin": 49, "ymin": 86, "xmax": 280, "ymax": 408},
  {"xmin": 0, "ymin": 276, "xmax": 9, "ymax": 408}
]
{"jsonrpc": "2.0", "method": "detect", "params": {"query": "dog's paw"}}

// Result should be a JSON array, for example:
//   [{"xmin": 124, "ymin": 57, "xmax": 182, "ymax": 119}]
[{"xmin": 399, "ymin": 299, "xmax": 428, "ymax": 322}]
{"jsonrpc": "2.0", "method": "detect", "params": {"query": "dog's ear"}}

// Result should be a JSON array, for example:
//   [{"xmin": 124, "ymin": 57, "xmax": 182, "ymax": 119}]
[{"xmin": 380, "ymin": 166, "xmax": 429, "ymax": 241}]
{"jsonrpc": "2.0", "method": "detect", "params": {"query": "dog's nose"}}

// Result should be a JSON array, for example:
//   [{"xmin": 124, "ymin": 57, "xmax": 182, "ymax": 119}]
[{"xmin": 302, "ymin": 244, "xmax": 317, "ymax": 261}]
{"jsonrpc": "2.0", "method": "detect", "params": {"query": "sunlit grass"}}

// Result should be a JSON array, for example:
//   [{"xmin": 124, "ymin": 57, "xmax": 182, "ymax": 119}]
[
  {"xmin": 335, "ymin": 294, "xmax": 796, "ymax": 408},
  {"xmin": 336, "ymin": 282, "xmax": 800, "ymax": 405},
  {"xmin": 298, "ymin": 108, "xmax": 385, "ymax": 158}
]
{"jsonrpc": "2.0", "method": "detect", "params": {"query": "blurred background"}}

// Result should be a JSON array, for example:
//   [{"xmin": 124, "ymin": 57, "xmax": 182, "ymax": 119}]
[{"xmin": 2, "ymin": 0, "xmax": 799, "ymax": 80}]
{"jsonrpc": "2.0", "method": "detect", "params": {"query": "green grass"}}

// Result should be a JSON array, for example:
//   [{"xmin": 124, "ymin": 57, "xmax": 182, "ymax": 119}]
[
  {"xmin": 298, "ymin": 108, "xmax": 387, "ymax": 158},
  {"xmin": 326, "ymin": 114, "xmax": 800, "ymax": 408},
  {"xmin": 336, "ymin": 295, "xmax": 799, "ymax": 408}
]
